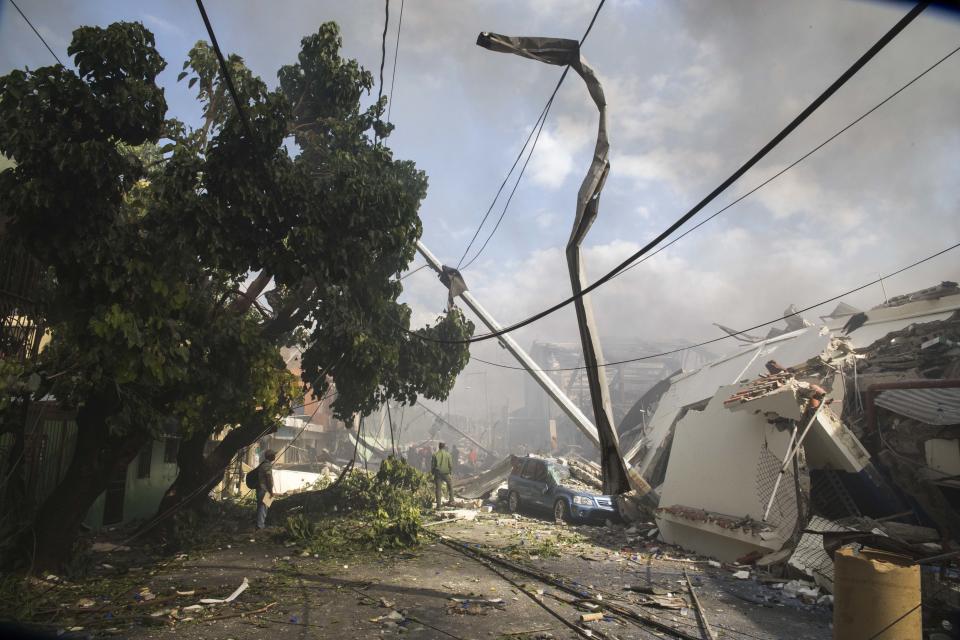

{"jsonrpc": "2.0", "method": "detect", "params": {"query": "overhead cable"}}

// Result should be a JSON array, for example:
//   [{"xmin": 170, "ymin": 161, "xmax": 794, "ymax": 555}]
[
  {"xmin": 195, "ymin": 0, "xmax": 257, "ymax": 143},
  {"xmin": 397, "ymin": 263, "xmax": 428, "ymax": 281},
  {"xmin": 423, "ymin": 2, "xmax": 929, "ymax": 344},
  {"xmin": 458, "ymin": 98, "xmax": 555, "ymax": 271},
  {"xmin": 470, "ymin": 238, "xmax": 960, "ymax": 372},
  {"xmin": 386, "ymin": 0, "xmax": 405, "ymax": 124},
  {"xmin": 375, "ymin": 0, "xmax": 390, "ymax": 141},
  {"xmin": 612, "ymin": 40, "xmax": 960, "ymax": 280},
  {"xmin": 7, "ymin": 0, "xmax": 64, "ymax": 65},
  {"xmin": 455, "ymin": 0, "xmax": 606, "ymax": 270}
]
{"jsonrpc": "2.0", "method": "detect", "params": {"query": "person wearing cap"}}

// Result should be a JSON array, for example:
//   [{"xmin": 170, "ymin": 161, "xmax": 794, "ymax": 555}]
[
  {"xmin": 256, "ymin": 449, "xmax": 276, "ymax": 529},
  {"xmin": 431, "ymin": 442, "xmax": 454, "ymax": 509}
]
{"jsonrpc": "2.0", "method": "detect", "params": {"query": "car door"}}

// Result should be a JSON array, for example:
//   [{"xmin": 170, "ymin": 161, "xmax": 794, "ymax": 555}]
[
  {"xmin": 528, "ymin": 460, "xmax": 552, "ymax": 508},
  {"xmin": 517, "ymin": 459, "xmax": 538, "ymax": 503}
]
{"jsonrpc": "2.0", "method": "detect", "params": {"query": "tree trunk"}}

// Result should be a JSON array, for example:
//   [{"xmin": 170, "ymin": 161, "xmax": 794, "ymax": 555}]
[
  {"xmin": 28, "ymin": 394, "xmax": 147, "ymax": 571},
  {"xmin": 152, "ymin": 416, "xmax": 276, "ymax": 525}
]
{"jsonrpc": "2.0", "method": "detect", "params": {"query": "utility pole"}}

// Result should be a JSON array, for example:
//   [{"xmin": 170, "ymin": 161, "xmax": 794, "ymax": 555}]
[
  {"xmin": 415, "ymin": 241, "xmax": 599, "ymax": 447},
  {"xmin": 477, "ymin": 32, "xmax": 629, "ymax": 494}
]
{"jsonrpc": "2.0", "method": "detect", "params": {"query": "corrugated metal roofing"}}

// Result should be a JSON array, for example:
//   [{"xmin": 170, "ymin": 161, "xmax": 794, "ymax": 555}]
[{"xmin": 875, "ymin": 387, "xmax": 960, "ymax": 426}]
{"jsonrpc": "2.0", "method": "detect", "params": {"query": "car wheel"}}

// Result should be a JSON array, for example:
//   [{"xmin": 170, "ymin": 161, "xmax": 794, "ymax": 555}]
[
  {"xmin": 554, "ymin": 499, "xmax": 570, "ymax": 523},
  {"xmin": 508, "ymin": 490, "xmax": 520, "ymax": 513}
]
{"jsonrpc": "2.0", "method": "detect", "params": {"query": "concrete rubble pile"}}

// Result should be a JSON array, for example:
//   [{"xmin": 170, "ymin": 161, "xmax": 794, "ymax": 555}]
[{"xmin": 613, "ymin": 282, "xmax": 960, "ymax": 604}]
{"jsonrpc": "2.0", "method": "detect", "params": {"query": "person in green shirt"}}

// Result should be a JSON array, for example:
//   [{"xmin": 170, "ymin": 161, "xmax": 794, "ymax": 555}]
[{"xmin": 431, "ymin": 442, "xmax": 454, "ymax": 509}]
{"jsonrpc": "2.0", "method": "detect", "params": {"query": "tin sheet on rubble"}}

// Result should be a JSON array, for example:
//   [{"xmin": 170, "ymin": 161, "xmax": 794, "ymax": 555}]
[
  {"xmin": 454, "ymin": 455, "xmax": 517, "ymax": 499},
  {"xmin": 875, "ymin": 388, "xmax": 960, "ymax": 426},
  {"xmin": 824, "ymin": 294, "xmax": 960, "ymax": 348},
  {"xmin": 788, "ymin": 516, "xmax": 855, "ymax": 593}
]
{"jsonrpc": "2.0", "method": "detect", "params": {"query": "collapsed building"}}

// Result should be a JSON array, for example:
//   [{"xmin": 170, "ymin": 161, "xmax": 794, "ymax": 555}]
[
  {"xmin": 616, "ymin": 282, "xmax": 960, "ymax": 596},
  {"xmin": 510, "ymin": 339, "xmax": 713, "ymax": 454}
]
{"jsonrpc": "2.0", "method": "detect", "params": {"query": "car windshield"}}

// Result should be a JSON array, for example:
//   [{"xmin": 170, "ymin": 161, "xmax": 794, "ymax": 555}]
[{"xmin": 547, "ymin": 463, "xmax": 571, "ymax": 485}]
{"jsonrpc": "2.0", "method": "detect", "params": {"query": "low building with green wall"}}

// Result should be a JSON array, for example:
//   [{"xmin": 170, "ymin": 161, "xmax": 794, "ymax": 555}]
[{"xmin": 84, "ymin": 437, "xmax": 180, "ymax": 529}]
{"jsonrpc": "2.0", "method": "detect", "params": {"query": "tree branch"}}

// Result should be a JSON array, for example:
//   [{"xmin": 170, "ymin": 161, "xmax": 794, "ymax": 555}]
[{"xmin": 229, "ymin": 270, "xmax": 272, "ymax": 314}]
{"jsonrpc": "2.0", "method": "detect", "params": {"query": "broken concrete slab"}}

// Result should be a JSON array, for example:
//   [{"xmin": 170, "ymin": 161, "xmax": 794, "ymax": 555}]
[
  {"xmin": 631, "ymin": 327, "xmax": 837, "ymax": 483},
  {"xmin": 655, "ymin": 384, "xmax": 800, "ymax": 562}
]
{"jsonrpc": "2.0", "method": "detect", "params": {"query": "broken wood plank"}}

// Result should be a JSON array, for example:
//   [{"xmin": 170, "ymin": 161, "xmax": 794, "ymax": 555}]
[{"xmin": 685, "ymin": 568, "xmax": 717, "ymax": 640}]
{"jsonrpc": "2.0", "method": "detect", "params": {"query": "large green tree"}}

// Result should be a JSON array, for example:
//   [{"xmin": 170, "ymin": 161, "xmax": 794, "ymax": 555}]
[{"xmin": 0, "ymin": 21, "xmax": 471, "ymax": 570}]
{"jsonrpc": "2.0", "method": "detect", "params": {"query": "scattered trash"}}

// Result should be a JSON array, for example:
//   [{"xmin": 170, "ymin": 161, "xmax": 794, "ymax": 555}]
[
  {"xmin": 135, "ymin": 588, "xmax": 156, "ymax": 602},
  {"xmin": 732, "ymin": 570, "xmax": 750, "ymax": 580},
  {"xmin": 781, "ymin": 580, "xmax": 817, "ymax": 600},
  {"xmin": 371, "ymin": 610, "xmax": 405, "ymax": 622},
  {"xmin": 644, "ymin": 595, "xmax": 687, "ymax": 610},
  {"xmin": 199, "ymin": 577, "xmax": 249, "ymax": 604},
  {"xmin": 625, "ymin": 585, "xmax": 670, "ymax": 596},
  {"xmin": 447, "ymin": 597, "xmax": 506, "ymax": 615},
  {"xmin": 580, "ymin": 612, "xmax": 603, "ymax": 622},
  {"xmin": 76, "ymin": 598, "xmax": 96, "ymax": 608}
]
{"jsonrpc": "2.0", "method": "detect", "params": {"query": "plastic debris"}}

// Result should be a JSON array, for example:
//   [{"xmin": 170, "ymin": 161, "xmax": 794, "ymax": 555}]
[{"xmin": 199, "ymin": 577, "xmax": 249, "ymax": 604}]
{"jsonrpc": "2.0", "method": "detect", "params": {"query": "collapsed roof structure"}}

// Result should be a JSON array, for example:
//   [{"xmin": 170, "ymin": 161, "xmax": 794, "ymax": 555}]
[{"xmin": 616, "ymin": 282, "xmax": 960, "ymax": 594}]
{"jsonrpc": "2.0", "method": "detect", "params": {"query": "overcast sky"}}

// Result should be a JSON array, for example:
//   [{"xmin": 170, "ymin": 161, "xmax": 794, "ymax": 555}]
[{"xmin": 3, "ymin": 0, "xmax": 959, "ymax": 420}]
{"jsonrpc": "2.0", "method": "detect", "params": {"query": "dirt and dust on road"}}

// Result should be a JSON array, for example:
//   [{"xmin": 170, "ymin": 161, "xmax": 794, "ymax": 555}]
[{"xmin": 4, "ymin": 494, "xmax": 834, "ymax": 640}]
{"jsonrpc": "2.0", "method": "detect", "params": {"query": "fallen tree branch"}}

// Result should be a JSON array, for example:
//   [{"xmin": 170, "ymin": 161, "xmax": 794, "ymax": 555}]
[{"xmin": 201, "ymin": 601, "xmax": 278, "ymax": 623}]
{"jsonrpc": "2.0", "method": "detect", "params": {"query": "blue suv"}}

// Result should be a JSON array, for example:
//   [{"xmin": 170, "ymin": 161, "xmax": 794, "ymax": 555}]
[{"xmin": 507, "ymin": 456, "xmax": 616, "ymax": 523}]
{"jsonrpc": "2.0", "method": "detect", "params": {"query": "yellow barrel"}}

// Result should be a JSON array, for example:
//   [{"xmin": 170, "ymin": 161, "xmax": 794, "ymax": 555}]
[{"xmin": 833, "ymin": 547, "xmax": 921, "ymax": 640}]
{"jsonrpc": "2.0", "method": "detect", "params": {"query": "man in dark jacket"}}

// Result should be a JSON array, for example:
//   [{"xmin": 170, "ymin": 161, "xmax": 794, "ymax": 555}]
[
  {"xmin": 431, "ymin": 442, "xmax": 454, "ymax": 509},
  {"xmin": 256, "ymin": 449, "xmax": 276, "ymax": 529}
]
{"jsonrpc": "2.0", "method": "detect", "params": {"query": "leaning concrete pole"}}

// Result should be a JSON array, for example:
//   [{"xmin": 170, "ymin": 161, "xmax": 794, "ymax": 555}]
[
  {"xmin": 476, "ymin": 32, "xmax": 629, "ymax": 494},
  {"xmin": 415, "ymin": 241, "xmax": 600, "ymax": 448}
]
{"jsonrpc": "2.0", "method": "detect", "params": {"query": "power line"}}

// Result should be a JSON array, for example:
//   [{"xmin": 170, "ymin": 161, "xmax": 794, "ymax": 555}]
[
  {"xmin": 459, "ymin": 94, "xmax": 556, "ymax": 271},
  {"xmin": 195, "ymin": 0, "xmax": 256, "ymax": 144},
  {"xmin": 386, "ymin": 0, "xmax": 405, "ymax": 125},
  {"xmin": 417, "ymin": 2, "xmax": 929, "ymax": 344},
  {"xmin": 455, "ymin": 0, "xmax": 606, "ymax": 270},
  {"xmin": 612, "ymin": 41, "xmax": 960, "ymax": 280},
  {"xmin": 469, "ymin": 238, "xmax": 960, "ymax": 372},
  {"xmin": 7, "ymin": 0, "xmax": 63, "ymax": 65},
  {"xmin": 455, "ymin": 71, "xmax": 567, "ymax": 270},
  {"xmin": 414, "ymin": 400, "xmax": 493, "ymax": 455},
  {"xmin": 274, "ymin": 389, "xmax": 338, "ymax": 462},
  {"xmin": 375, "ymin": 0, "xmax": 390, "ymax": 141},
  {"xmin": 397, "ymin": 263, "xmax": 428, "ymax": 281}
]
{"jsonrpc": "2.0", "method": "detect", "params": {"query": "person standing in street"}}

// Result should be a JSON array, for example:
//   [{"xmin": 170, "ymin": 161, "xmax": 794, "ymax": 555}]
[
  {"xmin": 406, "ymin": 444, "xmax": 417, "ymax": 468},
  {"xmin": 431, "ymin": 442, "xmax": 454, "ymax": 509},
  {"xmin": 450, "ymin": 444, "xmax": 461, "ymax": 476},
  {"xmin": 254, "ymin": 449, "xmax": 276, "ymax": 529}
]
